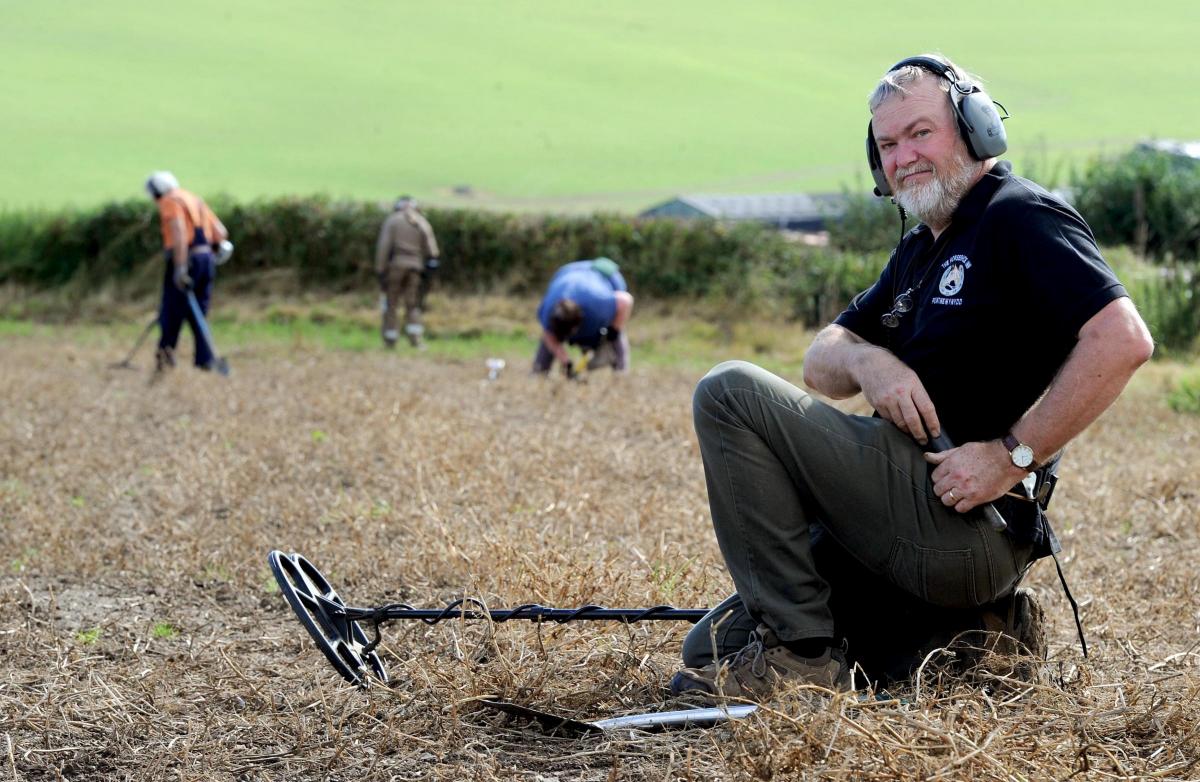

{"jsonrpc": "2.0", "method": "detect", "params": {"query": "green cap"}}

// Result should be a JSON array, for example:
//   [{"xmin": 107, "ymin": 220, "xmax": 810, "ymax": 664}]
[{"xmin": 590, "ymin": 257, "xmax": 620, "ymax": 278}]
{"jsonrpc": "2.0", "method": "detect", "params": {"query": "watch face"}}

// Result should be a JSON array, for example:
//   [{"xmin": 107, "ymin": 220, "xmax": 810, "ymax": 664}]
[{"xmin": 1012, "ymin": 444, "xmax": 1035, "ymax": 469}]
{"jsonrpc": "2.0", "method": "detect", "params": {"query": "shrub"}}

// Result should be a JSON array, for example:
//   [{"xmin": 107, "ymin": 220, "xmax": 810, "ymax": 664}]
[
  {"xmin": 1, "ymin": 188, "xmax": 1193, "ymax": 349},
  {"xmin": 1073, "ymin": 148, "xmax": 1200, "ymax": 262},
  {"xmin": 827, "ymin": 191, "xmax": 904, "ymax": 254},
  {"xmin": 1129, "ymin": 265, "xmax": 1200, "ymax": 356},
  {"xmin": 0, "ymin": 199, "xmax": 886, "ymax": 323},
  {"xmin": 1105, "ymin": 248, "xmax": 1199, "ymax": 356},
  {"xmin": 1167, "ymin": 372, "xmax": 1200, "ymax": 415}
]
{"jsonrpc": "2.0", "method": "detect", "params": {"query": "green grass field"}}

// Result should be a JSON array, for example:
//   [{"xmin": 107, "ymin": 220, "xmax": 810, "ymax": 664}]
[
  {"xmin": 0, "ymin": 290, "xmax": 813, "ymax": 377},
  {"xmin": 4, "ymin": 1, "xmax": 1199, "ymax": 212}
]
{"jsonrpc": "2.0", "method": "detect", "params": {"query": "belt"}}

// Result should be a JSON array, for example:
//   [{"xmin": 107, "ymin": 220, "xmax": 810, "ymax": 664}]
[{"xmin": 164, "ymin": 246, "xmax": 213, "ymax": 259}]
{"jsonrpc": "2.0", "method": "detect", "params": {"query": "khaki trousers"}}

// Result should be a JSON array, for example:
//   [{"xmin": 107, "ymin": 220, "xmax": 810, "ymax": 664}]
[
  {"xmin": 681, "ymin": 361, "xmax": 1033, "ymax": 666},
  {"xmin": 382, "ymin": 264, "xmax": 423, "ymax": 344}
]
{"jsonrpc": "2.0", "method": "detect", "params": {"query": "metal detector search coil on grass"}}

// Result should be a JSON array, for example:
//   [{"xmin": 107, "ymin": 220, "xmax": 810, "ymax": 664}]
[
  {"xmin": 267, "ymin": 551, "xmax": 762, "ymax": 733},
  {"xmin": 268, "ymin": 550, "xmax": 707, "ymax": 688}
]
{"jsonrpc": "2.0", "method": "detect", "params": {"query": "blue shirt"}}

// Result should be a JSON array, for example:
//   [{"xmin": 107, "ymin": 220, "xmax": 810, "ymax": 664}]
[{"xmin": 537, "ymin": 260, "xmax": 628, "ymax": 345}]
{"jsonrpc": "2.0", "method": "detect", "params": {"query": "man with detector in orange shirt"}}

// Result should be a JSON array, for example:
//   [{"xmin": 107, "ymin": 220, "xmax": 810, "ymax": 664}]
[{"xmin": 145, "ymin": 171, "xmax": 232, "ymax": 373}]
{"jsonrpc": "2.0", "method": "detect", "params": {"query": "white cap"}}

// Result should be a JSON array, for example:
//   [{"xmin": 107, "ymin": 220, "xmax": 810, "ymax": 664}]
[{"xmin": 145, "ymin": 171, "xmax": 179, "ymax": 199}]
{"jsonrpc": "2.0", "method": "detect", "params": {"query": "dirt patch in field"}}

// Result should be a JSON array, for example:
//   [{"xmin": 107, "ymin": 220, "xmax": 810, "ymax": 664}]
[{"xmin": 2, "ymin": 331, "xmax": 1198, "ymax": 780}]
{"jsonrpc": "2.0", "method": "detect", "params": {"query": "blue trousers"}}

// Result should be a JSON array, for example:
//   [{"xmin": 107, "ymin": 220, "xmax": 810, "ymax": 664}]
[{"xmin": 158, "ymin": 254, "xmax": 216, "ymax": 367}]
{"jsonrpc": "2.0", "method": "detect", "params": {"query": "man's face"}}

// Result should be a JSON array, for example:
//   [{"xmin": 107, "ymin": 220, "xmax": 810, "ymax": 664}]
[{"xmin": 871, "ymin": 76, "xmax": 981, "ymax": 226}]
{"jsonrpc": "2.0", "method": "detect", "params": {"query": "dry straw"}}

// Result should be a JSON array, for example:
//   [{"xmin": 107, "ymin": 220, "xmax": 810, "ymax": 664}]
[{"xmin": 1, "ymin": 330, "xmax": 1197, "ymax": 780}]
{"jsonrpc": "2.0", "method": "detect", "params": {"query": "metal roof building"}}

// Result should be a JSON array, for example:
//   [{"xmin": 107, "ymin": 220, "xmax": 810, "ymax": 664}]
[
  {"xmin": 639, "ymin": 193, "xmax": 849, "ymax": 231},
  {"xmin": 1136, "ymin": 139, "xmax": 1200, "ymax": 161}
]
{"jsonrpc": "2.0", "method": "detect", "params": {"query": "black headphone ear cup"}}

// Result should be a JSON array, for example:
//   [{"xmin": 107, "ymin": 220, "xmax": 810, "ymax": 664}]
[{"xmin": 865, "ymin": 121, "xmax": 891, "ymax": 197}]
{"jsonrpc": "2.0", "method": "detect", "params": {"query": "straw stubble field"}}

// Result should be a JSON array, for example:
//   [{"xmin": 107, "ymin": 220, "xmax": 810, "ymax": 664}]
[{"xmin": 1, "ymin": 330, "xmax": 1198, "ymax": 781}]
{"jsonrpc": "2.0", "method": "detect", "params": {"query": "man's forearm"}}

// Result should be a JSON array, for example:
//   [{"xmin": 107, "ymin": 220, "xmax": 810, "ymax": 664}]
[
  {"xmin": 541, "ymin": 331, "xmax": 571, "ymax": 365},
  {"xmin": 803, "ymin": 325, "xmax": 877, "ymax": 399},
  {"xmin": 1010, "ymin": 299, "xmax": 1153, "ymax": 464},
  {"xmin": 423, "ymin": 229, "xmax": 440, "ymax": 260},
  {"xmin": 374, "ymin": 231, "xmax": 391, "ymax": 274},
  {"xmin": 169, "ymin": 217, "xmax": 189, "ymax": 269}
]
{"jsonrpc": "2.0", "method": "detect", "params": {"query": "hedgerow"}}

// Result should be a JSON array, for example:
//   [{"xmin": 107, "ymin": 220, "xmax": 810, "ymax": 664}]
[
  {"xmin": 0, "ymin": 199, "xmax": 882, "ymax": 327},
  {"xmin": 2, "ymin": 147, "xmax": 1198, "ymax": 350}
]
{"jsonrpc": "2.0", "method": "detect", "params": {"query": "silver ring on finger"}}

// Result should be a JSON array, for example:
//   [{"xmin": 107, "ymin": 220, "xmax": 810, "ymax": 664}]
[{"xmin": 946, "ymin": 489, "xmax": 956, "ymax": 503}]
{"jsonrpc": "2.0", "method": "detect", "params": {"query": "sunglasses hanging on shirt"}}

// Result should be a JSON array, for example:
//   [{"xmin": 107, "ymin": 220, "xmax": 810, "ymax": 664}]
[
  {"xmin": 881, "ymin": 255, "xmax": 939, "ymax": 329},
  {"xmin": 881, "ymin": 289, "xmax": 915, "ymax": 328}
]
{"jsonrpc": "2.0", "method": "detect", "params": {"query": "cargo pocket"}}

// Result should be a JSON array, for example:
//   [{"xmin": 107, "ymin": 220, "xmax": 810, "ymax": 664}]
[{"xmin": 887, "ymin": 537, "xmax": 978, "ymax": 608}]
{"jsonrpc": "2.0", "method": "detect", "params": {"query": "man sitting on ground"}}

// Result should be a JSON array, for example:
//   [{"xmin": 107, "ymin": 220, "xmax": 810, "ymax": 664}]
[{"xmin": 670, "ymin": 54, "xmax": 1153, "ymax": 700}]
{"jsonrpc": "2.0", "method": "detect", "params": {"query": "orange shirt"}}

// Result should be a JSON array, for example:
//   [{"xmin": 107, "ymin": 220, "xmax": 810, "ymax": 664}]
[{"xmin": 157, "ymin": 188, "xmax": 220, "ymax": 248}]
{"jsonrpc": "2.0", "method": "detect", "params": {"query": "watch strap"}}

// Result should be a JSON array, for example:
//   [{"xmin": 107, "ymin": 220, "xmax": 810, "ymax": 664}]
[{"xmin": 1003, "ymin": 432, "xmax": 1039, "ymax": 470}]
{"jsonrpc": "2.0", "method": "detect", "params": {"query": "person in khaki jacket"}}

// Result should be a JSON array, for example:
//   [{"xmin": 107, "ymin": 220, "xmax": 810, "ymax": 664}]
[{"xmin": 374, "ymin": 196, "xmax": 440, "ymax": 348}]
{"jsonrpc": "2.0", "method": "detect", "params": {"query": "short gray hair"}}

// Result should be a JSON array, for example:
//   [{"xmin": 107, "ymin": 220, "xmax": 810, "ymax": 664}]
[{"xmin": 867, "ymin": 54, "xmax": 983, "ymax": 114}]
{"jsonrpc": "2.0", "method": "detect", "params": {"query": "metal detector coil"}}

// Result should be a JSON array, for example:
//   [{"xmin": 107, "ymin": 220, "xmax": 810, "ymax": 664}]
[
  {"xmin": 268, "ymin": 550, "xmax": 708, "ymax": 688},
  {"xmin": 268, "ymin": 551, "xmax": 389, "ymax": 686}
]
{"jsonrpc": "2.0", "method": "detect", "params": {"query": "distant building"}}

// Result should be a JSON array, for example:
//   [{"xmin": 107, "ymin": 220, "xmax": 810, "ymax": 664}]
[
  {"xmin": 640, "ymin": 193, "xmax": 849, "ymax": 231},
  {"xmin": 1136, "ymin": 139, "xmax": 1200, "ymax": 162}
]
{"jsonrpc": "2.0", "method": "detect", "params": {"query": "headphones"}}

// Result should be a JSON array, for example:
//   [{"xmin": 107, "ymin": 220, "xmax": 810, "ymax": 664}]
[{"xmin": 866, "ymin": 56, "xmax": 1008, "ymax": 197}]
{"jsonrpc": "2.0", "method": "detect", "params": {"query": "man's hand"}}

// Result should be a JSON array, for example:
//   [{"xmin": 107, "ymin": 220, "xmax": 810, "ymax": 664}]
[
  {"xmin": 215, "ymin": 240, "xmax": 234, "ymax": 265},
  {"xmin": 854, "ymin": 349, "xmax": 940, "ymax": 444},
  {"xmin": 423, "ymin": 257, "xmax": 440, "ymax": 278},
  {"xmin": 173, "ymin": 264, "xmax": 193, "ymax": 291},
  {"xmin": 925, "ymin": 440, "xmax": 1023, "ymax": 513}
]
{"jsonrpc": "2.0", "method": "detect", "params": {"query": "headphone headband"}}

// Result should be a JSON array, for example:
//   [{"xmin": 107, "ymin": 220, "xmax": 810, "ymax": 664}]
[{"xmin": 887, "ymin": 56, "xmax": 967, "ymax": 89}]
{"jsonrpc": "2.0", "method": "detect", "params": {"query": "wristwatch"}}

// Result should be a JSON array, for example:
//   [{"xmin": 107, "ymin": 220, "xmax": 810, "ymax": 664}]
[{"xmin": 1002, "ymin": 433, "xmax": 1037, "ymax": 470}]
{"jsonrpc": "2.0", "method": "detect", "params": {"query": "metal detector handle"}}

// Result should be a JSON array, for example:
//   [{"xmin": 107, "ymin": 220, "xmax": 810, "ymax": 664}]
[{"xmin": 928, "ymin": 433, "xmax": 1007, "ymax": 531}]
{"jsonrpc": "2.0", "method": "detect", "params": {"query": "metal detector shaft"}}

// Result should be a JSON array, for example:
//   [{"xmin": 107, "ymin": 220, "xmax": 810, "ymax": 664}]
[
  {"xmin": 267, "ymin": 550, "xmax": 709, "ymax": 688},
  {"xmin": 185, "ymin": 290, "xmax": 230, "ymax": 375},
  {"xmin": 342, "ymin": 602, "xmax": 709, "ymax": 625},
  {"xmin": 929, "ymin": 433, "xmax": 1007, "ymax": 531},
  {"xmin": 112, "ymin": 316, "xmax": 158, "ymax": 368}
]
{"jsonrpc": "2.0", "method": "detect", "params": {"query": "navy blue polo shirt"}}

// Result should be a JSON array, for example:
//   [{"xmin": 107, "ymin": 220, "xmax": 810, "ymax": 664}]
[
  {"xmin": 836, "ymin": 161, "xmax": 1126, "ymax": 445},
  {"xmin": 834, "ymin": 162, "xmax": 1127, "ymax": 550}
]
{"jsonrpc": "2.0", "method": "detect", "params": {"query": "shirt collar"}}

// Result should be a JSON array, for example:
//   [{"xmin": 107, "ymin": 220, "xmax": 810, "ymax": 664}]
[{"xmin": 951, "ymin": 160, "xmax": 1011, "ymax": 226}]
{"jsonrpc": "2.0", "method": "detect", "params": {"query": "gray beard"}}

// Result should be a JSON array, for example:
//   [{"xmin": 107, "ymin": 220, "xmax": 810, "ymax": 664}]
[{"xmin": 895, "ymin": 154, "xmax": 981, "ymax": 227}]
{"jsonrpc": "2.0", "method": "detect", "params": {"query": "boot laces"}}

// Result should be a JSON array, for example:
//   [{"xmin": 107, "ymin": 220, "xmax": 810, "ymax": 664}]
[{"xmin": 721, "ymin": 628, "xmax": 771, "ymax": 680}]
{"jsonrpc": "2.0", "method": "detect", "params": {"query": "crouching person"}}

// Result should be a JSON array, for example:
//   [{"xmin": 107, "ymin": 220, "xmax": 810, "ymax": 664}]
[{"xmin": 532, "ymin": 258, "xmax": 633, "ymax": 378}]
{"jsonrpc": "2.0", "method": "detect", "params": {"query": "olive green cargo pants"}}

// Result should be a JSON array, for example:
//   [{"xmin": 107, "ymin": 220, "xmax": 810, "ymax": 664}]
[{"xmin": 681, "ymin": 361, "xmax": 1034, "ymax": 667}]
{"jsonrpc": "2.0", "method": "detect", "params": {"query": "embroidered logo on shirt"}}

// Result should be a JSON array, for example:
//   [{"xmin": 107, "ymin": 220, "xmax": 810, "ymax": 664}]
[{"xmin": 937, "ymin": 255, "xmax": 970, "ymax": 298}]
